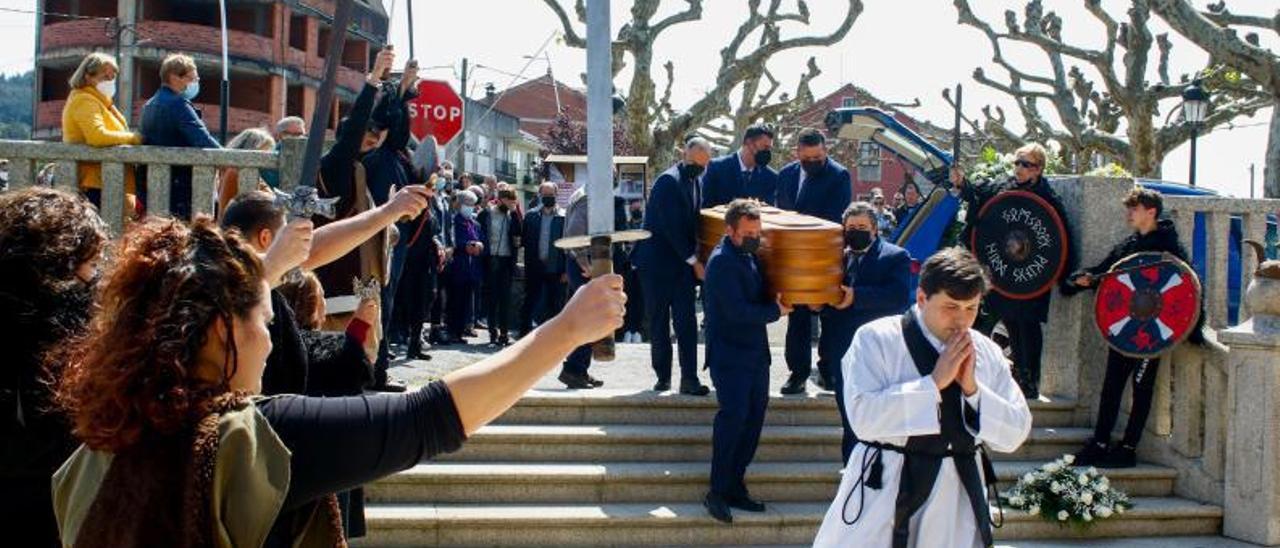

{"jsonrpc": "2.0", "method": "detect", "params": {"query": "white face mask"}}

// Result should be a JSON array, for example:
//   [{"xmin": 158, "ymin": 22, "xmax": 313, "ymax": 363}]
[{"xmin": 95, "ymin": 79, "xmax": 117, "ymax": 100}]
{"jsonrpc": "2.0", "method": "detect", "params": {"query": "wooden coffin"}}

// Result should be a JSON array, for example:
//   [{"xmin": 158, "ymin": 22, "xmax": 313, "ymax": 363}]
[{"xmin": 699, "ymin": 205, "xmax": 844, "ymax": 306}]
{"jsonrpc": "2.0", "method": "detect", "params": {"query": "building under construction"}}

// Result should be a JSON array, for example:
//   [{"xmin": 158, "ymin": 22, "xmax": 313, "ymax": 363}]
[{"xmin": 32, "ymin": 0, "xmax": 389, "ymax": 141}]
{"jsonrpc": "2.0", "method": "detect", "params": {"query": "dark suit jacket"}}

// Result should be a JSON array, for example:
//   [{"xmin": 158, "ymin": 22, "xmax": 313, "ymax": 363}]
[
  {"xmin": 776, "ymin": 158, "xmax": 853, "ymax": 224},
  {"xmin": 704, "ymin": 236, "xmax": 780, "ymax": 371},
  {"xmin": 522, "ymin": 207, "xmax": 567, "ymax": 275},
  {"xmin": 700, "ymin": 153, "xmax": 779, "ymax": 208},
  {"xmin": 834, "ymin": 236, "xmax": 912, "ymax": 328},
  {"xmin": 476, "ymin": 206, "xmax": 522, "ymax": 260},
  {"xmin": 634, "ymin": 164, "xmax": 701, "ymax": 273}
]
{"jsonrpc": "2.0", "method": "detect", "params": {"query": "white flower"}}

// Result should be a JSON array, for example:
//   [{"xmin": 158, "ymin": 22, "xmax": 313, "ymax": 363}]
[
  {"xmin": 1115, "ymin": 505, "xmax": 1126, "ymax": 514},
  {"xmin": 1010, "ymin": 496, "xmax": 1024, "ymax": 506},
  {"xmin": 1078, "ymin": 473, "xmax": 1090, "ymax": 485},
  {"xmin": 1028, "ymin": 505, "xmax": 1041, "ymax": 516},
  {"xmin": 1062, "ymin": 454, "xmax": 1076, "ymax": 465},
  {"xmin": 1044, "ymin": 462, "xmax": 1062, "ymax": 473},
  {"xmin": 1099, "ymin": 476, "xmax": 1110, "ymax": 486},
  {"xmin": 1050, "ymin": 481, "xmax": 1063, "ymax": 494},
  {"xmin": 1081, "ymin": 493, "xmax": 1094, "ymax": 505},
  {"xmin": 1088, "ymin": 467, "xmax": 1099, "ymax": 475},
  {"xmin": 1096, "ymin": 482, "xmax": 1110, "ymax": 493},
  {"xmin": 1057, "ymin": 510, "xmax": 1069, "ymax": 521},
  {"xmin": 1082, "ymin": 511, "xmax": 1093, "ymax": 522},
  {"xmin": 1022, "ymin": 473, "xmax": 1036, "ymax": 484},
  {"xmin": 1097, "ymin": 506, "xmax": 1114, "ymax": 518}
]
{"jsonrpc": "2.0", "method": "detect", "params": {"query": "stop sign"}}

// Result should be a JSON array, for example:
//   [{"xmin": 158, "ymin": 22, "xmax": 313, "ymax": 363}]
[{"xmin": 408, "ymin": 79, "xmax": 464, "ymax": 144}]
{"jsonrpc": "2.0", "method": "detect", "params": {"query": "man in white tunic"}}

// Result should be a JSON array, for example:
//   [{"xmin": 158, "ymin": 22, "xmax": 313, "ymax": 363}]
[{"xmin": 815, "ymin": 247, "xmax": 1032, "ymax": 548}]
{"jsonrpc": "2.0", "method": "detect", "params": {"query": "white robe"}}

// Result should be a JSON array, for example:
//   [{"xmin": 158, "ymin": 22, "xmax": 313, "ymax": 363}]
[{"xmin": 814, "ymin": 307, "xmax": 1033, "ymax": 548}]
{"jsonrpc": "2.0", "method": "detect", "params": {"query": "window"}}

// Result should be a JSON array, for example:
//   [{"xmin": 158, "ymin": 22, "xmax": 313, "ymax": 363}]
[
  {"xmin": 857, "ymin": 141, "xmax": 881, "ymax": 182},
  {"xmin": 841, "ymin": 97, "xmax": 856, "ymax": 108}
]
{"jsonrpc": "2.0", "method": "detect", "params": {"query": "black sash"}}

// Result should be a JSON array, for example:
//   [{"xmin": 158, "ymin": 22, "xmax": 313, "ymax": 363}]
[{"xmin": 841, "ymin": 310, "xmax": 1000, "ymax": 548}]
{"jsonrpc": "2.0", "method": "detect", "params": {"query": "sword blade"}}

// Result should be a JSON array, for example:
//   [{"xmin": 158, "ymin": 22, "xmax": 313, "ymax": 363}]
[
  {"xmin": 585, "ymin": 0, "xmax": 614, "ymax": 236},
  {"xmin": 298, "ymin": 0, "xmax": 357, "ymax": 190}
]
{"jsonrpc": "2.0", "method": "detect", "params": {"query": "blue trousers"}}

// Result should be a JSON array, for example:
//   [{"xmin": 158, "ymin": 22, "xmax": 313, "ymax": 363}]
[
  {"xmin": 709, "ymin": 362, "xmax": 769, "ymax": 497},
  {"xmin": 642, "ymin": 265, "xmax": 698, "ymax": 384},
  {"xmin": 561, "ymin": 265, "xmax": 592, "ymax": 376}
]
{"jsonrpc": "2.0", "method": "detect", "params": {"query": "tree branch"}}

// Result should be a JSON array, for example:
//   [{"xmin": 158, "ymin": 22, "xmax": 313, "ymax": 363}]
[
  {"xmin": 652, "ymin": 0, "xmax": 705, "ymax": 36},
  {"xmin": 543, "ymin": 0, "xmax": 586, "ymax": 48},
  {"xmin": 1151, "ymin": 0, "xmax": 1280, "ymax": 93}
]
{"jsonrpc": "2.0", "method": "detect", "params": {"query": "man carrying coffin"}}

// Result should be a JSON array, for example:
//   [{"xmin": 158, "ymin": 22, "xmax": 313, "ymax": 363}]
[{"xmin": 814, "ymin": 247, "xmax": 1032, "ymax": 547}]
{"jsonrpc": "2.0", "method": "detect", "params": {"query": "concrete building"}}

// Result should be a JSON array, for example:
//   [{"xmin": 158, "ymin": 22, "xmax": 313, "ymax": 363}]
[
  {"xmin": 443, "ymin": 96, "xmax": 525, "ymax": 183},
  {"xmin": 33, "ymin": 0, "xmax": 389, "ymax": 141}
]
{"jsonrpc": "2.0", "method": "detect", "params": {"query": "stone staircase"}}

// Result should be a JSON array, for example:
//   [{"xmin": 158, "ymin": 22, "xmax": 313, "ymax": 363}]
[{"xmin": 354, "ymin": 390, "xmax": 1223, "ymax": 546}]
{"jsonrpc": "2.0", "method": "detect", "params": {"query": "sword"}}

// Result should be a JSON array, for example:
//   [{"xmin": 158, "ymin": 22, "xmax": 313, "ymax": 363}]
[
  {"xmin": 273, "ymin": 186, "xmax": 339, "ymax": 284},
  {"xmin": 552, "ymin": 0, "xmax": 648, "ymax": 361},
  {"xmin": 297, "ymin": 0, "xmax": 357, "ymax": 192}
]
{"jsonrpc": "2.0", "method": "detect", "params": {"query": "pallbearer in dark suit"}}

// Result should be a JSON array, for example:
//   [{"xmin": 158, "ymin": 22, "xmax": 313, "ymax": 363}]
[
  {"xmin": 774, "ymin": 128, "xmax": 854, "ymax": 395},
  {"xmin": 520, "ymin": 182, "xmax": 567, "ymax": 338},
  {"xmin": 701, "ymin": 123, "xmax": 780, "ymax": 208},
  {"xmin": 702, "ymin": 199, "xmax": 790, "ymax": 524},
  {"xmin": 633, "ymin": 137, "xmax": 714, "ymax": 395},
  {"xmin": 824, "ymin": 201, "xmax": 912, "ymax": 462}
]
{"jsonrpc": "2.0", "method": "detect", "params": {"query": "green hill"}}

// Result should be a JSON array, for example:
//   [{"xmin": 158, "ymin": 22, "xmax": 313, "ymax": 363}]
[{"xmin": 0, "ymin": 71, "xmax": 33, "ymax": 139}]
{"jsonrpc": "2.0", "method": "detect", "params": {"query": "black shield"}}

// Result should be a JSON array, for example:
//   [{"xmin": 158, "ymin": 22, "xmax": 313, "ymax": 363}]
[{"xmin": 970, "ymin": 190, "xmax": 1069, "ymax": 300}]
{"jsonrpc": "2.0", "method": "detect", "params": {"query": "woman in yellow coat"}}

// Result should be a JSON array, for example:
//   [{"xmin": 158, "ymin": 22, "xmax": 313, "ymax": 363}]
[{"xmin": 61, "ymin": 52, "xmax": 142, "ymax": 218}]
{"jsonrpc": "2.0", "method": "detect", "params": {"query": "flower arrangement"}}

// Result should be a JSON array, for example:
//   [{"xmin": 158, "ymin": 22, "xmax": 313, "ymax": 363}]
[
  {"xmin": 1000, "ymin": 454, "xmax": 1134, "ymax": 528},
  {"xmin": 965, "ymin": 143, "xmax": 1065, "ymax": 183}
]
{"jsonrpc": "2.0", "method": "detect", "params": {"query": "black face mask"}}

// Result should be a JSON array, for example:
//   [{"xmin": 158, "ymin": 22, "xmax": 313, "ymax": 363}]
[
  {"xmin": 541, "ymin": 195, "xmax": 557, "ymax": 209},
  {"xmin": 630, "ymin": 209, "xmax": 643, "ymax": 220},
  {"xmin": 753, "ymin": 148, "xmax": 772, "ymax": 167},
  {"xmin": 739, "ymin": 235, "xmax": 762, "ymax": 254},
  {"xmin": 498, "ymin": 204, "xmax": 509, "ymax": 213},
  {"xmin": 801, "ymin": 159, "xmax": 826, "ymax": 177},
  {"xmin": 681, "ymin": 162, "xmax": 705, "ymax": 180},
  {"xmin": 844, "ymin": 229, "xmax": 873, "ymax": 251}
]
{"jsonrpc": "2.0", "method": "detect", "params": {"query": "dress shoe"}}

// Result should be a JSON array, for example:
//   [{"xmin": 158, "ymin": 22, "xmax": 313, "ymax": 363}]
[
  {"xmin": 652, "ymin": 380, "xmax": 671, "ymax": 392},
  {"xmin": 726, "ymin": 494, "xmax": 766, "ymax": 513},
  {"xmin": 703, "ymin": 492, "xmax": 733, "ymax": 524},
  {"xmin": 814, "ymin": 375, "xmax": 829, "ymax": 391},
  {"xmin": 1098, "ymin": 444, "xmax": 1137, "ymax": 469},
  {"xmin": 558, "ymin": 372, "xmax": 596, "ymax": 390},
  {"xmin": 780, "ymin": 376, "xmax": 808, "ymax": 395},
  {"xmin": 1073, "ymin": 439, "xmax": 1110, "ymax": 467},
  {"xmin": 679, "ymin": 382, "xmax": 710, "ymax": 396},
  {"xmin": 586, "ymin": 374, "xmax": 604, "ymax": 387},
  {"xmin": 369, "ymin": 379, "xmax": 408, "ymax": 393},
  {"xmin": 405, "ymin": 347, "xmax": 432, "ymax": 361}
]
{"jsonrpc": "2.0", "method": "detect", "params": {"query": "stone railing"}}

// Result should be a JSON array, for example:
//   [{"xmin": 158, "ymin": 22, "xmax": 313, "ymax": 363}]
[
  {"xmin": 1041, "ymin": 176, "xmax": 1280, "ymax": 536},
  {"xmin": 0, "ymin": 139, "xmax": 307, "ymax": 232}
]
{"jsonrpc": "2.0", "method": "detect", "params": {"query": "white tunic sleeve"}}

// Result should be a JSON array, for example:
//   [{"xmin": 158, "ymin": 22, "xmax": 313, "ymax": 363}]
[
  {"xmin": 970, "ymin": 333, "xmax": 1033, "ymax": 453},
  {"xmin": 842, "ymin": 326, "xmax": 942, "ymax": 440}
]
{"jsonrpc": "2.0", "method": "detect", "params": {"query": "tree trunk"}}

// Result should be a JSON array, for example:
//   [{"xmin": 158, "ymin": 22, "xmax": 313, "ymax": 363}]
[
  {"xmin": 1266, "ymin": 103, "xmax": 1280, "ymax": 198},
  {"xmin": 1127, "ymin": 103, "xmax": 1161, "ymax": 177}
]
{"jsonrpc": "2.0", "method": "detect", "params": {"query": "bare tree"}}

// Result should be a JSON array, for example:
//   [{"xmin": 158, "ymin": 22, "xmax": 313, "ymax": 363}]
[
  {"xmin": 544, "ymin": 0, "xmax": 862, "ymax": 172},
  {"xmin": 1150, "ymin": 0, "xmax": 1280, "ymax": 197},
  {"xmin": 954, "ymin": 0, "xmax": 1272, "ymax": 177}
]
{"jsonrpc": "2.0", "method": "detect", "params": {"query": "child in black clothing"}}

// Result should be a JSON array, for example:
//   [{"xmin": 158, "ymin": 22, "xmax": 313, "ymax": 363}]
[{"xmin": 1065, "ymin": 186, "xmax": 1205, "ymax": 468}]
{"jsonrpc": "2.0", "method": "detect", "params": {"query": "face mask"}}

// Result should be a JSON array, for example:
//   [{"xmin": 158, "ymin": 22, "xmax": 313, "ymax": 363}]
[
  {"xmin": 181, "ymin": 80, "xmax": 200, "ymax": 101},
  {"xmin": 845, "ymin": 229, "xmax": 873, "ymax": 251},
  {"xmin": 461, "ymin": 207, "xmax": 476, "ymax": 220},
  {"xmin": 753, "ymin": 148, "xmax": 772, "ymax": 167},
  {"xmin": 95, "ymin": 79, "xmax": 117, "ymax": 99},
  {"xmin": 541, "ymin": 195, "xmax": 557, "ymax": 209},
  {"xmin": 681, "ymin": 162, "xmax": 705, "ymax": 180},
  {"xmin": 498, "ymin": 204, "xmax": 509, "ymax": 213},
  {"xmin": 435, "ymin": 178, "xmax": 449, "ymax": 191},
  {"xmin": 739, "ymin": 235, "xmax": 762, "ymax": 254},
  {"xmin": 801, "ymin": 159, "xmax": 825, "ymax": 177}
]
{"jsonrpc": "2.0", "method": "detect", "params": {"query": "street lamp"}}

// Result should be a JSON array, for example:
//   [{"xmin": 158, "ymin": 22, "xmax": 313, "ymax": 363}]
[{"xmin": 1182, "ymin": 79, "xmax": 1210, "ymax": 187}]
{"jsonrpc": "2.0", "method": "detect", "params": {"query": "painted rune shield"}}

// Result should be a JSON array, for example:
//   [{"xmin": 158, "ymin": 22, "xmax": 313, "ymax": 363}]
[
  {"xmin": 1093, "ymin": 252, "xmax": 1202, "ymax": 358},
  {"xmin": 970, "ymin": 190, "xmax": 1069, "ymax": 300}
]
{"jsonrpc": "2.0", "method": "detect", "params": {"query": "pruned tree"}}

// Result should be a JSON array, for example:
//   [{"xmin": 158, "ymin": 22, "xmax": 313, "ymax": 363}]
[
  {"xmin": 541, "ymin": 110, "xmax": 637, "ymax": 156},
  {"xmin": 1150, "ymin": 0, "xmax": 1280, "ymax": 197},
  {"xmin": 954, "ymin": 0, "xmax": 1273, "ymax": 177},
  {"xmin": 544, "ymin": 0, "xmax": 862, "ymax": 172}
]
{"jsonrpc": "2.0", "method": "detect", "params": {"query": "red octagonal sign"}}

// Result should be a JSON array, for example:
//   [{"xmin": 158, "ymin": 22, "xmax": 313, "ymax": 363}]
[{"xmin": 408, "ymin": 79, "xmax": 464, "ymax": 145}]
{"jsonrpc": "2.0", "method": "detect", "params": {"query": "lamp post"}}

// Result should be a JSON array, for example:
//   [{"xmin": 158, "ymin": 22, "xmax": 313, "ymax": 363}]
[{"xmin": 1182, "ymin": 79, "xmax": 1209, "ymax": 187}]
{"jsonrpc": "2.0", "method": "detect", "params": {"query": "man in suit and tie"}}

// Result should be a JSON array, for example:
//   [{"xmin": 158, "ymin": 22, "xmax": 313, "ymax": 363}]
[
  {"xmin": 701, "ymin": 123, "xmax": 779, "ymax": 208},
  {"xmin": 774, "ymin": 128, "xmax": 854, "ymax": 395},
  {"xmin": 633, "ymin": 137, "xmax": 714, "ymax": 395},
  {"xmin": 520, "ymin": 182, "xmax": 567, "ymax": 339},
  {"xmin": 824, "ymin": 201, "xmax": 912, "ymax": 461}
]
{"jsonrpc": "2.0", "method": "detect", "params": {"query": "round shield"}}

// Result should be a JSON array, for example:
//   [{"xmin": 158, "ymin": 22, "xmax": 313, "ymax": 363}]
[
  {"xmin": 1093, "ymin": 252, "xmax": 1202, "ymax": 358},
  {"xmin": 970, "ymin": 190, "xmax": 1069, "ymax": 300}
]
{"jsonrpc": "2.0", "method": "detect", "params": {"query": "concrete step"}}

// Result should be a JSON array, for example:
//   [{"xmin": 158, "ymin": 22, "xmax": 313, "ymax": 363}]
[
  {"xmin": 494, "ymin": 389, "xmax": 1078, "ymax": 428},
  {"xmin": 368, "ymin": 461, "xmax": 1176, "ymax": 504},
  {"xmin": 352, "ymin": 497, "xmax": 1221, "ymax": 546},
  {"xmin": 437, "ymin": 425, "xmax": 1092, "ymax": 463}
]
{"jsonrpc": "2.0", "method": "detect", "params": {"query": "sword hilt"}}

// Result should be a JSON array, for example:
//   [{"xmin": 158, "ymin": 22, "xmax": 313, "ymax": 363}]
[{"xmin": 589, "ymin": 235, "xmax": 616, "ymax": 362}]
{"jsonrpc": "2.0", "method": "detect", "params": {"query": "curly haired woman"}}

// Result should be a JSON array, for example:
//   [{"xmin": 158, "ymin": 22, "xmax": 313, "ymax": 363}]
[
  {"xmin": 0, "ymin": 188, "xmax": 108, "ymax": 547},
  {"xmin": 51, "ymin": 216, "xmax": 624, "ymax": 547}
]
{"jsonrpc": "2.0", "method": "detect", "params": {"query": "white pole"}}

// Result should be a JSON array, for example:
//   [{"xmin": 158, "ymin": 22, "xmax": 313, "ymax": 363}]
[{"xmin": 585, "ymin": 0, "xmax": 613, "ymax": 236}]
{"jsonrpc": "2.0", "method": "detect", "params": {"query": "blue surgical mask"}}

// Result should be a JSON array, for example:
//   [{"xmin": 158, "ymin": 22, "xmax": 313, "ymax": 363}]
[
  {"xmin": 181, "ymin": 80, "xmax": 200, "ymax": 101},
  {"xmin": 461, "ymin": 207, "xmax": 476, "ymax": 220}
]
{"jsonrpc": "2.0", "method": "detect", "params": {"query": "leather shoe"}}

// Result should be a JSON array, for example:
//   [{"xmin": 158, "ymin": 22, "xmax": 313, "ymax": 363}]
[
  {"xmin": 780, "ymin": 376, "xmax": 808, "ymax": 395},
  {"xmin": 405, "ymin": 348, "xmax": 432, "ymax": 361},
  {"xmin": 652, "ymin": 380, "xmax": 671, "ymax": 392},
  {"xmin": 369, "ymin": 379, "xmax": 408, "ymax": 393},
  {"xmin": 679, "ymin": 382, "xmax": 710, "ymax": 396},
  {"xmin": 559, "ymin": 372, "xmax": 596, "ymax": 390},
  {"xmin": 726, "ymin": 494, "xmax": 766, "ymax": 513},
  {"xmin": 704, "ymin": 492, "xmax": 733, "ymax": 524},
  {"xmin": 586, "ymin": 374, "xmax": 604, "ymax": 387}
]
